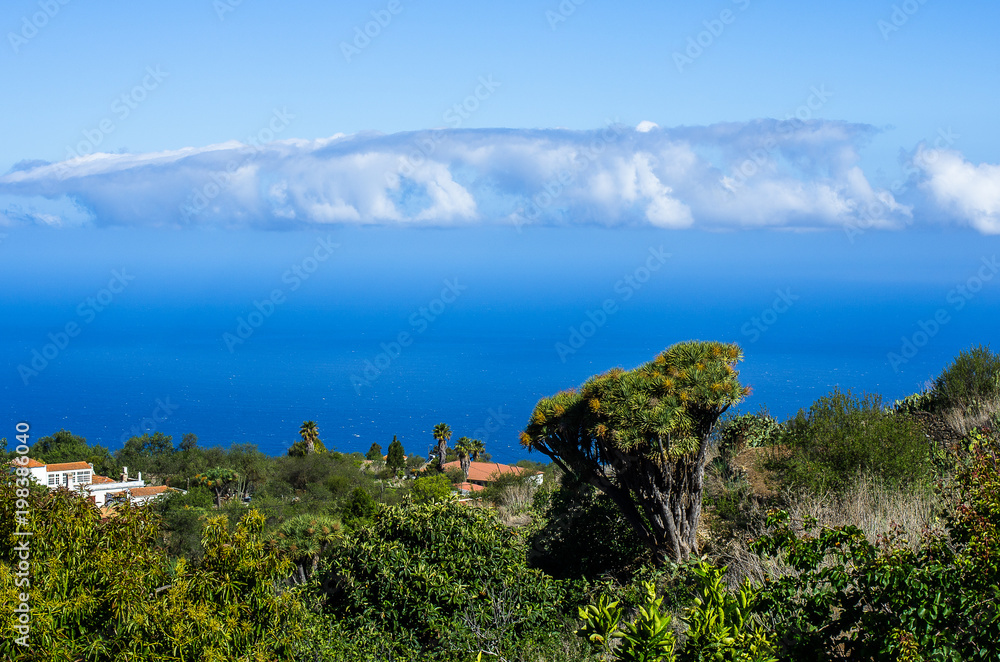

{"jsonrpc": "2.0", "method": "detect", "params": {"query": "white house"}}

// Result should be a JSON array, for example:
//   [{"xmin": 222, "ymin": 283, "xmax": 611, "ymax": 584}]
[{"xmin": 11, "ymin": 458, "xmax": 161, "ymax": 507}]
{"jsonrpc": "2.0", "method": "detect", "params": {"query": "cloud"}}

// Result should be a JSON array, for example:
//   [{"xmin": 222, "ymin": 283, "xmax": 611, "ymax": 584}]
[
  {"xmin": 917, "ymin": 147, "xmax": 1000, "ymax": 234},
  {"xmin": 0, "ymin": 120, "xmax": 917, "ymax": 231}
]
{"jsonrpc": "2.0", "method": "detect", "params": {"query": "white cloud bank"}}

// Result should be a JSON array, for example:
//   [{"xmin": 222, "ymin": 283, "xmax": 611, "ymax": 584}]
[
  {"xmin": 0, "ymin": 119, "xmax": 946, "ymax": 231},
  {"xmin": 917, "ymin": 147, "xmax": 1000, "ymax": 234}
]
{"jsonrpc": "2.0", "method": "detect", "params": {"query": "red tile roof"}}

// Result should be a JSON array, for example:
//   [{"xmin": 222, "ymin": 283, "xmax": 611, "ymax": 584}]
[
  {"xmin": 442, "ymin": 461, "xmax": 538, "ymax": 483},
  {"xmin": 45, "ymin": 462, "xmax": 92, "ymax": 472},
  {"xmin": 8, "ymin": 458, "xmax": 46, "ymax": 468},
  {"xmin": 89, "ymin": 475, "xmax": 115, "ymax": 484},
  {"xmin": 127, "ymin": 486, "xmax": 177, "ymax": 498},
  {"xmin": 456, "ymin": 481, "xmax": 485, "ymax": 492}
]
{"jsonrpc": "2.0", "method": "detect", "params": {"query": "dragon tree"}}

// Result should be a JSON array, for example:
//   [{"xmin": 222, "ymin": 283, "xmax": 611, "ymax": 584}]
[{"xmin": 520, "ymin": 341, "xmax": 748, "ymax": 563}]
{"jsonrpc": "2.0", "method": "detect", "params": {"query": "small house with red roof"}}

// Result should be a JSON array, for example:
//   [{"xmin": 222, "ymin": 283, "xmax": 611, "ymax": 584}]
[{"xmin": 442, "ymin": 460, "xmax": 543, "ymax": 495}]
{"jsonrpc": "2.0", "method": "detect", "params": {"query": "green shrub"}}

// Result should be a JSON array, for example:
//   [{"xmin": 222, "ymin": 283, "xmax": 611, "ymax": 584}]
[
  {"xmin": 892, "ymin": 390, "xmax": 936, "ymax": 414},
  {"xmin": 342, "ymin": 487, "xmax": 379, "ymax": 527},
  {"xmin": 578, "ymin": 580, "xmax": 677, "ymax": 662},
  {"xmin": 751, "ymin": 479, "xmax": 1000, "ymax": 662},
  {"xmin": 410, "ymin": 473, "xmax": 453, "ymax": 504},
  {"xmin": 319, "ymin": 500, "xmax": 570, "ymax": 659},
  {"xmin": 932, "ymin": 344, "xmax": 1000, "ymax": 435},
  {"xmin": 717, "ymin": 410, "xmax": 782, "ymax": 454},
  {"xmin": 933, "ymin": 344, "xmax": 1000, "ymax": 410},
  {"xmin": 770, "ymin": 388, "xmax": 933, "ymax": 494},
  {"xmin": 529, "ymin": 479, "xmax": 647, "ymax": 580},
  {"xmin": 679, "ymin": 561, "xmax": 776, "ymax": 662}
]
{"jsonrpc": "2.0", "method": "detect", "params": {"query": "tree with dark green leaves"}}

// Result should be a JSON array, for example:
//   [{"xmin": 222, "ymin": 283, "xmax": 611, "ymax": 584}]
[
  {"xmin": 432, "ymin": 422, "xmax": 452, "ymax": 472},
  {"xmin": 32, "ymin": 429, "xmax": 116, "ymax": 476},
  {"xmin": 194, "ymin": 467, "xmax": 240, "ymax": 508},
  {"xmin": 117, "ymin": 432, "xmax": 176, "ymax": 478},
  {"xmin": 386, "ymin": 436, "xmax": 405, "ymax": 474},
  {"xmin": 520, "ymin": 341, "xmax": 748, "ymax": 563},
  {"xmin": 180, "ymin": 432, "xmax": 199, "ymax": 452},
  {"xmin": 365, "ymin": 442, "xmax": 383, "ymax": 462}
]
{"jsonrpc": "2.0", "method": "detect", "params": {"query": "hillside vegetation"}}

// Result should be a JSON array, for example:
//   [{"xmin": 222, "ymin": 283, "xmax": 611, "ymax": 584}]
[{"xmin": 2, "ymin": 342, "xmax": 999, "ymax": 661}]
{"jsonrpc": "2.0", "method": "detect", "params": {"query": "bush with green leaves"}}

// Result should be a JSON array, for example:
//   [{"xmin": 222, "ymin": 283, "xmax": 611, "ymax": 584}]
[
  {"xmin": 410, "ymin": 473, "xmax": 454, "ymax": 504},
  {"xmin": 578, "ymin": 581, "xmax": 676, "ymax": 662},
  {"xmin": 933, "ymin": 344, "xmax": 1000, "ymax": 410},
  {"xmin": 156, "ymin": 485, "xmax": 214, "ymax": 558},
  {"xmin": 929, "ymin": 344, "xmax": 1000, "ymax": 435},
  {"xmin": 577, "ymin": 563, "xmax": 776, "ymax": 662},
  {"xmin": 893, "ymin": 390, "xmax": 936, "ymax": 415},
  {"xmin": 529, "ymin": 478, "xmax": 647, "ymax": 580},
  {"xmin": 678, "ymin": 561, "xmax": 776, "ymax": 662},
  {"xmin": 769, "ymin": 388, "xmax": 933, "ymax": 493},
  {"xmin": 717, "ymin": 410, "xmax": 781, "ymax": 454},
  {"xmin": 318, "ymin": 500, "xmax": 572, "ymax": 659}
]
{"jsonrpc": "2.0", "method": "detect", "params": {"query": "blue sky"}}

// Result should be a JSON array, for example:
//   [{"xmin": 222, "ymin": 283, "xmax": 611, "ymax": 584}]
[
  {"xmin": 2, "ymin": 0, "xmax": 1000, "ymax": 234},
  {"xmin": 3, "ymin": 1, "xmax": 1000, "ymax": 453}
]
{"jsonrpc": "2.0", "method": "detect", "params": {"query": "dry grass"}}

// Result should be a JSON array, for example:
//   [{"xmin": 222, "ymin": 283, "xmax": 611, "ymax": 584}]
[
  {"xmin": 490, "ymin": 480, "xmax": 537, "ymax": 517},
  {"xmin": 719, "ymin": 473, "xmax": 943, "ymax": 589},
  {"xmin": 941, "ymin": 398, "xmax": 1000, "ymax": 436}
]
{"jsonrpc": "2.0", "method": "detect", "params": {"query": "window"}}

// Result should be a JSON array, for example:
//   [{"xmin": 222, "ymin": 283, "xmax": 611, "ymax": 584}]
[
  {"xmin": 76, "ymin": 471, "xmax": 91, "ymax": 484},
  {"xmin": 48, "ymin": 474, "xmax": 58, "ymax": 486}
]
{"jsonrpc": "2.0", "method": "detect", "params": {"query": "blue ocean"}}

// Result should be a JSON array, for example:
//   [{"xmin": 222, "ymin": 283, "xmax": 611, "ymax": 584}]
[{"xmin": 2, "ymin": 226, "xmax": 997, "ymax": 464}]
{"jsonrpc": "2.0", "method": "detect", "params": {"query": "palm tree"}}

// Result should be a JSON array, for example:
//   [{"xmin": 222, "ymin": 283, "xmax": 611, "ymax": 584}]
[
  {"xmin": 455, "ymin": 437, "xmax": 472, "ymax": 481},
  {"xmin": 469, "ymin": 437, "xmax": 485, "ymax": 462},
  {"xmin": 432, "ymin": 423, "xmax": 451, "ymax": 472},
  {"xmin": 300, "ymin": 420, "xmax": 319, "ymax": 454},
  {"xmin": 454, "ymin": 437, "xmax": 485, "ymax": 481}
]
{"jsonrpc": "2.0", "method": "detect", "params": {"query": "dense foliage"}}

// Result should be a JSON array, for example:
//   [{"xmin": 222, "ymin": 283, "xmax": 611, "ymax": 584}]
[
  {"xmin": 311, "ymin": 500, "xmax": 574, "ymax": 660},
  {"xmin": 3, "ymin": 342, "xmax": 1000, "ymax": 661},
  {"xmin": 750, "ymin": 436, "xmax": 1000, "ymax": 660},
  {"xmin": 768, "ymin": 388, "xmax": 933, "ymax": 493},
  {"xmin": 0, "ymin": 478, "xmax": 303, "ymax": 661}
]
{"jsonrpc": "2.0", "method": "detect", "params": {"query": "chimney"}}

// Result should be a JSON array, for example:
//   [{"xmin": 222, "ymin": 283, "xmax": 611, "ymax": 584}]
[
  {"xmin": 137, "ymin": 471, "xmax": 142, "ymax": 484},
  {"xmin": 122, "ymin": 466, "xmax": 128, "ymax": 482}
]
